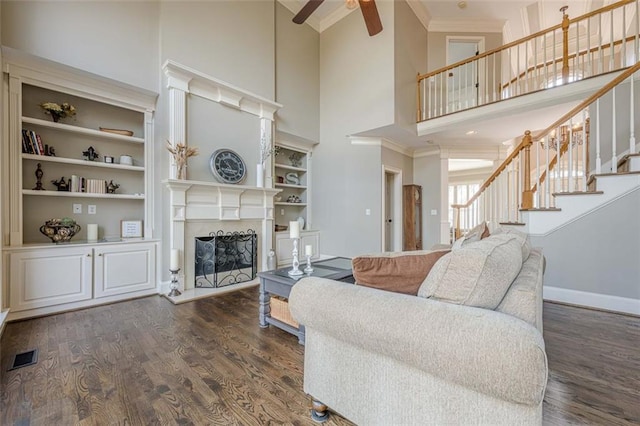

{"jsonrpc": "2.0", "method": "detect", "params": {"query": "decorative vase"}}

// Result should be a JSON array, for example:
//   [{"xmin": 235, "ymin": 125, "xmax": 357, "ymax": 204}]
[
  {"xmin": 51, "ymin": 114, "xmax": 61, "ymax": 123},
  {"xmin": 256, "ymin": 163, "xmax": 264, "ymax": 187},
  {"xmin": 39, "ymin": 219, "xmax": 81, "ymax": 243},
  {"xmin": 177, "ymin": 163, "xmax": 187, "ymax": 180}
]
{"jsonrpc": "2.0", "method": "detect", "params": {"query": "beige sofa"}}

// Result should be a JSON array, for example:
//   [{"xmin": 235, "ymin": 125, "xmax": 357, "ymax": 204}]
[{"xmin": 289, "ymin": 232, "xmax": 548, "ymax": 425}]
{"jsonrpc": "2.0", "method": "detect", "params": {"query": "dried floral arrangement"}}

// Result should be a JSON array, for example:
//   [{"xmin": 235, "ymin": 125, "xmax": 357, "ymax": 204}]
[
  {"xmin": 259, "ymin": 136, "xmax": 280, "ymax": 166},
  {"xmin": 40, "ymin": 102, "xmax": 76, "ymax": 122},
  {"xmin": 166, "ymin": 141, "xmax": 199, "ymax": 179}
]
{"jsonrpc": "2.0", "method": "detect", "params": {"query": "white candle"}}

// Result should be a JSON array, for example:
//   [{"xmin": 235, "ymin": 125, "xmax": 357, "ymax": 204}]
[
  {"xmin": 170, "ymin": 248, "xmax": 180, "ymax": 270},
  {"xmin": 305, "ymin": 245, "xmax": 313, "ymax": 256},
  {"xmin": 87, "ymin": 224, "xmax": 98, "ymax": 242},
  {"xmin": 289, "ymin": 221, "xmax": 300, "ymax": 239}
]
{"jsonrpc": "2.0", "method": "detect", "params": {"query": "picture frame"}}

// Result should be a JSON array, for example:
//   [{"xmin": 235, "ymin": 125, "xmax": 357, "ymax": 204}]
[{"xmin": 120, "ymin": 220, "xmax": 143, "ymax": 238}]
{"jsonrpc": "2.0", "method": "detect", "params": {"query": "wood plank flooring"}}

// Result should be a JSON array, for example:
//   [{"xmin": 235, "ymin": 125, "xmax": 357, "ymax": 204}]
[{"xmin": 1, "ymin": 288, "xmax": 638, "ymax": 425}]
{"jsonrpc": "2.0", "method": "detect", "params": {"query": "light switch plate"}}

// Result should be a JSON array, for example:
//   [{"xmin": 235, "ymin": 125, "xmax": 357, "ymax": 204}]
[
  {"xmin": 431, "ymin": 209, "xmax": 438, "ymax": 216},
  {"xmin": 88, "ymin": 205, "xmax": 96, "ymax": 215},
  {"xmin": 365, "ymin": 209, "xmax": 371, "ymax": 216},
  {"xmin": 73, "ymin": 204, "xmax": 82, "ymax": 214}
]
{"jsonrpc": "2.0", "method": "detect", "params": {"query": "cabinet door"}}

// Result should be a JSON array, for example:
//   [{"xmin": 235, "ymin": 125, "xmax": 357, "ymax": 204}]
[
  {"xmin": 276, "ymin": 232, "xmax": 320, "ymax": 267},
  {"xmin": 10, "ymin": 247, "xmax": 93, "ymax": 312},
  {"xmin": 94, "ymin": 243, "xmax": 156, "ymax": 298}
]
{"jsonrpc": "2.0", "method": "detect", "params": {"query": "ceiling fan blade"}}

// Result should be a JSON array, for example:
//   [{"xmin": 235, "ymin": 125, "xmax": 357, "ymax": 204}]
[
  {"xmin": 358, "ymin": 0, "xmax": 383, "ymax": 36},
  {"xmin": 293, "ymin": 0, "xmax": 325, "ymax": 24}
]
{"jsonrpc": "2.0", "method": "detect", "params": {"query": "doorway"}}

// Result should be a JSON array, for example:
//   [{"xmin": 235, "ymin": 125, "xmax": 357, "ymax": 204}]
[
  {"xmin": 382, "ymin": 166, "xmax": 402, "ymax": 252},
  {"xmin": 446, "ymin": 36, "xmax": 485, "ymax": 112}
]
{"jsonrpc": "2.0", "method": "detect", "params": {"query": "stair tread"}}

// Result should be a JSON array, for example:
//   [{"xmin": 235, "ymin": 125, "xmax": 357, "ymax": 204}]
[
  {"xmin": 553, "ymin": 191, "xmax": 604, "ymax": 196},
  {"xmin": 498, "ymin": 221, "xmax": 526, "ymax": 226},
  {"xmin": 616, "ymin": 153, "xmax": 640, "ymax": 169},
  {"xmin": 519, "ymin": 207, "xmax": 562, "ymax": 211},
  {"xmin": 592, "ymin": 170, "xmax": 640, "ymax": 178}
]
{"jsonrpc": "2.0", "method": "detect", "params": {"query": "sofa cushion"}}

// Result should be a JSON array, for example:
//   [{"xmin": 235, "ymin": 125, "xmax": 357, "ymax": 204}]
[
  {"xmin": 352, "ymin": 249, "xmax": 450, "ymax": 295},
  {"xmin": 492, "ymin": 226, "xmax": 531, "ymax": 260},
  {"xmin": 418, "ymin": 234, "xmax": 523, "ymax": 309}
]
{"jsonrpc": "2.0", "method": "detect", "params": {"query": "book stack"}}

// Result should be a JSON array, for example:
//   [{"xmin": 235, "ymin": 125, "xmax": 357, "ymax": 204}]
[
  {"xmin": 86, "ymin": 179, "xmax": 107, "ymax": 194},
  {"xmin": 21, "ymin": 129, "xmax": 47, "ymax": 155},
  {"xmin": 70, "ymin": 175, "xmax": 83, "ymax": 193}
]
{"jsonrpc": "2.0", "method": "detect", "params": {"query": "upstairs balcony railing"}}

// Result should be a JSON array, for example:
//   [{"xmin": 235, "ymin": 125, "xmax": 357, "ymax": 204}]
[
  {"xmin": 451, "ymin": 61, "xmax": 640, "ymax": 238},
  {"xmin": 417, "ymin": 0, "xmax": 640, "ymax": 122}
]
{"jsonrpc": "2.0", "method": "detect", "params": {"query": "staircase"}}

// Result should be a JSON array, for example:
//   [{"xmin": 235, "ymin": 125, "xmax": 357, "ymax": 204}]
[{"xmin": 417, "ymin": 1, "xmax": 640, "ymax": 315}]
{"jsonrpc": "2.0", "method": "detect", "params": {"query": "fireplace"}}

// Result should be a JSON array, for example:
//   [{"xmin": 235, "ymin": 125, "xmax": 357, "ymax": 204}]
[{"xmin": 194, "ymin": 230, "xmax": 257, "ymax": 288}]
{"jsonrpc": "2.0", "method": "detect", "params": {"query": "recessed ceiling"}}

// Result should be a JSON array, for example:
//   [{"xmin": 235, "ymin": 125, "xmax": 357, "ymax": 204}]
[{"xmin": 449, "ymin": 158, "xmax": 494, "ymax": 172}]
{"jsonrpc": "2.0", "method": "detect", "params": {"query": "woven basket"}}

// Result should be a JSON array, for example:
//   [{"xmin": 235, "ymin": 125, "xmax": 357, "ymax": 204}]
[{"xmin": 270, "ymin": 296, "xmax": 299, "ymax": 328}]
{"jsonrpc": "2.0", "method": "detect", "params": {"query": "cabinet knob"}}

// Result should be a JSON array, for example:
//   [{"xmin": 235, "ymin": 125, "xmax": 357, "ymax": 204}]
[
  {"xmin": 98, "ymin": 253, "xmax": 102, "ymax": 256},
  {"xmin": 87, "ymin": 254, "xmax": 92, "ymax": 257}
]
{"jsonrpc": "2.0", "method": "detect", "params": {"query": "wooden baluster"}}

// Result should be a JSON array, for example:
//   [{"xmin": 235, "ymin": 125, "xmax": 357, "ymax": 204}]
[
  {"xmin": 562, "ymin": 6, "xmax": 570, "ymax": 84},
  {"xmin": 521, "ymin": 130, "xmax": 534, "ymax": 209},
  {"xmin": 416, "ymin": 74, "xmax": 422, "ymax": 122},
  {"xmin": 454, "ymin": 206, "xmax": 461, "ymax": 240},
  {"xmin": 553, "ymin": 27, "xmax": 558, "ymax": 86}
]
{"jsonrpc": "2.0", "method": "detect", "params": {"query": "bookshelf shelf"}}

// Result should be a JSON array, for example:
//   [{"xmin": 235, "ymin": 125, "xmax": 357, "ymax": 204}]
[{"xmin": 22, "ymin": 154, "xmax": 144, "ymax": 171}]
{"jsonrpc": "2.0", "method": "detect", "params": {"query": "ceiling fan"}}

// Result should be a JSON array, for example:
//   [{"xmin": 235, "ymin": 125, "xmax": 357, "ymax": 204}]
[{"xmin": 292, "ymin": 0, "xmax": 383, "ymax": 37}]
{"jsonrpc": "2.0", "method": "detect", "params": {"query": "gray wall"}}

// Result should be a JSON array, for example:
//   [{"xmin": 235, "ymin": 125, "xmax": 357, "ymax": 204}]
[
  {"xmin": 530, "ymin": 188, "xmax": 640, "ymax": 300},
  {"xmin": 315, "ymin": 0, "xmax": 395, "ymax": 256},
  {"xmin": 427, "ymin": 31, "xmax": 502, "ymax": 72},
  {"xmin": 413, "ymin": 153, "xmax": 442, "ymax": 249},
  {"xmin": 382, "ymin": 147, "xmax": 413, "ymax": 184},
  {"xmin": 275, "ymin": 3, "xmax": 320, "ymax": 142}
]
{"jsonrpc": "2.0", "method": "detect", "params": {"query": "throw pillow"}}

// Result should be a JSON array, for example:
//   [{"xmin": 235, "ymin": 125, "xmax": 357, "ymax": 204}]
[
  {"xmin": 352, "ymin": 249, "xmax": 451, "ymax": 295},
  {"xmin": 451, "ymin": 221, "xmax": 490, "ymax": 251},
  {"xmin": 417, "ymin": 234, "xmax": 523, "ymax": 309},
  {"xmin": 492, "ymin": 226, "xmax": 531, "ymax": 260}
]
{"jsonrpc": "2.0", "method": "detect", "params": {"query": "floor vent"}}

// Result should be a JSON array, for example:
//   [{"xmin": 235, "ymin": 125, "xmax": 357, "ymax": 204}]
[{"xmin": 9, "ymin": 349, "xmax": 38, "ymax": 370}]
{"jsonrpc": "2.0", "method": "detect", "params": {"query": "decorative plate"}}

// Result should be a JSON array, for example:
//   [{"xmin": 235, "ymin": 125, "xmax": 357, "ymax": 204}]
[{"xmin": 209, "ymin": 149, "xmax": 247, "ymax": 184}]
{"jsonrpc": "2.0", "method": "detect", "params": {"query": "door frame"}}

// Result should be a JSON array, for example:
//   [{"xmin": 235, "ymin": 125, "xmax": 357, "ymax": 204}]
[
  {"xmin": 445, "ymin": 36, "xmax": 486, "ymax": 111},
  {"xmin": 381, "ymin": 165, "xmax": 403, "ymax": 252}
]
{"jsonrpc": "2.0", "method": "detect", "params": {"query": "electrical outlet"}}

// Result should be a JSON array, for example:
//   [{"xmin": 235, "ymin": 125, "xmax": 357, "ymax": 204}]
[
  {"xmin": 73, "ymin": 204, "xmax": 82, "ymax": 214},
  {"xmin": 365, "ymin": 209, "xmax": 371, "ymax": 216},
  {"xmin": 431, "ymin": 209, "xmax": 438, "ymax": 216},
  {"xmin": 280, "ymin": 209, "xmax": 284, "ymax": 216},
  {"xmin": 88, "ymin": 205, "xmax": 97, "ymax": 215}
]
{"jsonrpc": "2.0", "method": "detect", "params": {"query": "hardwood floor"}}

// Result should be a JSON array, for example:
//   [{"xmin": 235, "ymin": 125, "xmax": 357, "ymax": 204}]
[{"xmin": 0, "ymin": 288, "xmax": 638, "ymax": 425}]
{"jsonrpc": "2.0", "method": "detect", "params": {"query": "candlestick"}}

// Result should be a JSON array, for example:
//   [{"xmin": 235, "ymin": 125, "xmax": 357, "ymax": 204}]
[
  {"xmin": 170, "ymin": 248, "xmax": 180, "ymax": 270},
  {"xmin": 168, "ymin": 267, "xmax": 182, "ymax": 297},
  {"xmin": 305, "ymin": 244, "xmax": 313, "ymax": 256},
  {"xmin": 288, "ymin": 238, "xmax": 304, "ymax": 276},
  {"xmin": 289, "ymin": 220, "xmax": 300, "ymax": 239},
  {"xmin": 304, "ymin": 254, "xmax": 314, "ymax": 274}
]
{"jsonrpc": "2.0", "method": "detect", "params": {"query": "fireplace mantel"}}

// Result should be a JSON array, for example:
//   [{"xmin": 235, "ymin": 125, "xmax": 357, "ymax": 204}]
[{"xmin": 164, "ymin": 179, "xmax": 281, "ymax": 296}]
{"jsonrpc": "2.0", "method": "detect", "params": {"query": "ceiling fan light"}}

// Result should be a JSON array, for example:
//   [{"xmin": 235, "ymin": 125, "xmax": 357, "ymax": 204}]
[{"xmin": 345, "ymin": 0, "xmax": 358, "ymax": 10}]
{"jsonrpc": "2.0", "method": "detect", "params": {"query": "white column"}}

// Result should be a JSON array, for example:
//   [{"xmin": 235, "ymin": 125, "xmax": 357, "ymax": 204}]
[
  {"xmin": 164, "ymin": 69, "xmax": 191, "ymax": 179},
  {"xmin": 260, "ymin": 118, "xmax": 274, "ymax": 188},
  {"xmin": 439, "ymin": 151, "xmax": 450, "ymax": 244}
]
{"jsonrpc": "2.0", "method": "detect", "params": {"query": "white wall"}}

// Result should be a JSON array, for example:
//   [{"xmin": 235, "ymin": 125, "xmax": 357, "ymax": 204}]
[
  {"xmin": 531, "ymin": 188, "xmax": 640, "ymax": 313},
  {"xmin": 275, "ymin": 3, "xmax": 320, "ymax": 142},
  {"xmin": 315, "ymin": 1, "xmax": 395, "ymax": 256},
  {"xmin": 1, "ymin": 1, "xmax": 160, "ymax": 92}
]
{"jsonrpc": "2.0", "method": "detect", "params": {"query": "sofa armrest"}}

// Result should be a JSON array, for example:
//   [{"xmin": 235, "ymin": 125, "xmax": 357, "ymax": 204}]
[{"xmin": 289, "ymin": 277, "xmax": 548, "ymax": 406}]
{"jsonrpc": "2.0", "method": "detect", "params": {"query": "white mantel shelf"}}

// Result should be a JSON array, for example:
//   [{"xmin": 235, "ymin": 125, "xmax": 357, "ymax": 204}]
[{"xmin": 164, "ymin": 179, "xmax": 281, "ymax": 221}]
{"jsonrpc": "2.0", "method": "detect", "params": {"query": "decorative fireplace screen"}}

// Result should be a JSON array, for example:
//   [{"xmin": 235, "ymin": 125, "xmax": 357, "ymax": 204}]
[{"xmin": 194, "ymin": 230, "xmax": 257, "ymax": 288}]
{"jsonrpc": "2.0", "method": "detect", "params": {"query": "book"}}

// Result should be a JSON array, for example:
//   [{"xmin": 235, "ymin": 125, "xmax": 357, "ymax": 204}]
[
  {"xmin": 28, "ymin": 130, "xmax": 40, "ymax": 155},
  {"xmin": 35, "ymin": 134, "xmax": 45, "ymax": 156},
  {"xmin": 21, "ymin": 129, "xmax": 31, "ymax": 154}
]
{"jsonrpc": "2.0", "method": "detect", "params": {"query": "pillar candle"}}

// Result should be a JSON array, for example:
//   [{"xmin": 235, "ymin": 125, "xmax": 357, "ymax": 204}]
[
  {"xmin": 170, "ymin": 248, "xmax": 180, "ymax": 270},
  {"xmin": 289, "ymin": 221, "xmax": 300, "ymax": 239},
  {"xmin": 87, "ymin": 224, "xmax": 98, "ymax": 242},
  {"xmin": 305, "ymin": 245, "xmax": 313, "ymax": 256}
]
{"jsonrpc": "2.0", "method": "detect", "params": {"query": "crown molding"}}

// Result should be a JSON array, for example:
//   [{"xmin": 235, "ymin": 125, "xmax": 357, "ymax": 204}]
[
  {"xmin": 277, "ymin": 0, "xmax": 357, "ymax": 34},
  {"xmin": 350, "ymin": 136, "xmax": 415, "ymax": 157},
  {"xmin": 405, "ymin": 0, "xmax": 431, "ymax": 31},
  {"xmin": 428, "ymin": 18, "xmax": 505, "ymax": 33},
  {"xmin": 413, "ymin": 147, "xmax": 440, "ymax": 158}
]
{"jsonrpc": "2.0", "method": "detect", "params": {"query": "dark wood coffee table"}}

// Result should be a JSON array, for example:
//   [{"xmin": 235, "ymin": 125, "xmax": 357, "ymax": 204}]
[{"xmin": 258, "ymin": 257, "xmax": 354, "ymax": 344}]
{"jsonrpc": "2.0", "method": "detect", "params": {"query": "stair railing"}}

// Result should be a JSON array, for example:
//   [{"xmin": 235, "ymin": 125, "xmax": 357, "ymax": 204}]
[
  {"xmin": 417, "ymin": 0, "xmax": 639, "ymax": 122},
  {"xmin": 452, "ymin": 61, "xmax": 640, "ymax": 238}
]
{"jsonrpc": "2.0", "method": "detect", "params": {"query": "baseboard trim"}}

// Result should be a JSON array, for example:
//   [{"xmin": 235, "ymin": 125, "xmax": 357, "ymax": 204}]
[{"xmin": 543, "ymin": 285, "xmax": 640, "ymax": 315}]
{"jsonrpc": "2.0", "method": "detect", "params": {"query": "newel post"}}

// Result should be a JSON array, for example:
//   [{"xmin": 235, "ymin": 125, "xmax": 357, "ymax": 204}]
[
  {"xmin": 561, "ymin": 6, "xmax": 570, "ymax": 84},
  {"xmin": 416, "ymin": 73, "xmax": 422, "ymax": 122},
  {"xmin": 521, "ymin": 130, "xmax": 534, "ymax": 209}
]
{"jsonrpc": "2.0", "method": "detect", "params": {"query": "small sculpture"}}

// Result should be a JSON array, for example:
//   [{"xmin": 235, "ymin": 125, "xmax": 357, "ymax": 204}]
[
  {"xmin": 286, "ymin": 195, "xmax": 301, "ymax": 203},
  {"xmin": 51, "ymin": 177, "xmax": 69, "ymax": 192},
  {"xmin": 82, "ymin": 146, "xmax": 99, "ymax": 161},
  {"xmin": 33, "ymin": 163, "xmax": 45, "ymax": 191},
  {"xmin": 106, "ymin": 180, "xmax": 120, "ymax": 194}
]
